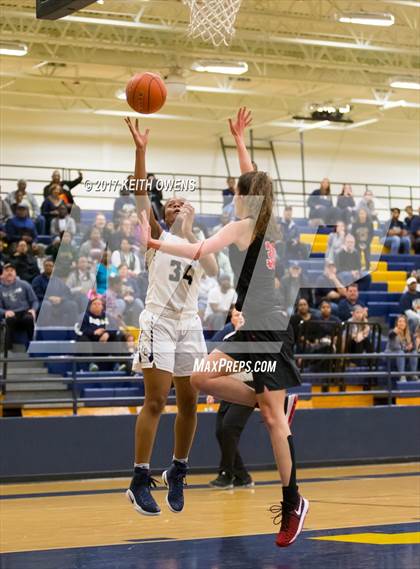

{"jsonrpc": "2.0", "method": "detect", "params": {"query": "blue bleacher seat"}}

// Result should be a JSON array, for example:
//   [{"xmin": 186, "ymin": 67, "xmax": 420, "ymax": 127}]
[
  {"xmin": 359, "ymin": 292, "xmax": 401, "ymax": 303},
  {"xmin": 367, "ymin": 302, "xmax": 399, "ymax": 317},
  {"xmin": 37, "ymin": 235, "xmax": 53, "ymax": 245}
]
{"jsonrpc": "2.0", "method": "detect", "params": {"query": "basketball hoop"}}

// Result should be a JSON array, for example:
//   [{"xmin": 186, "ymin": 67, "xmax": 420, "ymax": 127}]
[{"xmin": 183, "ymin": 0, "xmax": 242, "ymax": 47}]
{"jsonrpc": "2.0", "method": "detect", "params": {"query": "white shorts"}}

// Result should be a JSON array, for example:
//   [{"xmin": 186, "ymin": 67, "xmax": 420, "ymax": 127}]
[{"xmin": 133, "ymin": 309, "xmax": 207, "ymax": 376}]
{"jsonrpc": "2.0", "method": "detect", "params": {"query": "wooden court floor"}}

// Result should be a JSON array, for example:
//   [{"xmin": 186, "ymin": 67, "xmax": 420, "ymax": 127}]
[{"xmin": 1, "ymin": 463, "xmax": 419, "ymax": 569}]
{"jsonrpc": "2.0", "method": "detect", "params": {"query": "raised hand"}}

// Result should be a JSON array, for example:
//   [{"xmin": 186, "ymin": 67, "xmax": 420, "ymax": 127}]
[
  {"xmin": 125, "ymin": 117, "xmax": 150, "ymax": 151},
  {"xmin": 228, "ymin": 107, "xmax": 252, "ymax": 140},
  {"xmin": 139, "ymin": 209, "xmax": 152, "ymax": 248},
  {"xmin": 180, "ymin": 202, "xmax": 195, "ymax": 238}
]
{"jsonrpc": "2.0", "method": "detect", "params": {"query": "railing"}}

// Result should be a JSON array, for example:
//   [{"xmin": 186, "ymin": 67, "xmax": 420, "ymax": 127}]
[
  {"xmin": 0, "ymin": 353, "xmax": 418, "ymax": 416},
  {"xmin": 1, "ymin": 163, "xmax": 419, "ymax": 220}
]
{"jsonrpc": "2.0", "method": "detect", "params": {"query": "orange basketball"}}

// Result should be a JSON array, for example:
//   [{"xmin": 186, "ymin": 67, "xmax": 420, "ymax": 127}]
[{"xmin": 125, "ymin": 72, "xmax": 167, "ymax": 114}]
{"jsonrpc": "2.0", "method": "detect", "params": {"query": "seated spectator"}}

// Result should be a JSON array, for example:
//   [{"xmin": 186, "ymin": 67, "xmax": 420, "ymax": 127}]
[
  {"xmin": 6, "ymin": 179, "xmax": 45, "ymax": 234},
  {"xmin": 357, "ymin": 190, "xmax": 378, "ymax": 222},
  {"xmin": 107, "ymin": 274, "xmax": 144, "ymax": 327},
  {"xmin": 222, "ymin": 176, "xmax": 236, "ymax": 207},
  {"xmin": 350, "ymin": 207, "xmax": 374, "ymax": 270},
  {"xmin": 32, "ymin": 258, "xmax": 78, "ymax": 326},
  {"xmin": 110, "ymin": 217, "xmax": 135, "ymax": 251},
  {"xmin": 43, "ymin": 169, "xmax": 82, "ymax": 222},
  {"xmin": 45, "ymin": 231, "xmax": 77, "ymax": 277},
  {"xmin": 335, "ymin": 233, "xmax": 371, "ymax": 290},
  {"xmin": 404, "ymin": 205, "xmax": 414, "ymax": 230},
  {"xmin": 338, "ymin": 284, "xmax": 366, "ymax": 322},
  {"xmin": 79, "ymin": 227, "xmax": 106, "ymax": 261},
  {"xmin": 314, "ymin": 261, "xmax": 346, "ymax": 307},
  {"xmin": 279, "ymin": 262, "xmax": 311, "ymax": 315},
  {"xmin": 280, "ymin": 206, "xmax": 309, "ymax": 260},
  {"xmin": 204, "ymin": 274, "xmax": 236, "ymax": 331},
  {"xmin": 66, "ymin": 256, "xmax": 96, "ymax": 311},
  {"xmin": 111, "ymin": 238, "xmax": 143, "ymax": 276},
  {"xmin": 118, "ymin": 263, "xmax": 147, "ymax": 305},
  {"xmin": 336, "ymin": 184, "xmax": 355, "ymax": 224},
  {"xmin": 326, "ymin": 221, "xmax": 346, "ymax": 263},
  {"xmin": 386, "ymin": 315, "xmax": 418, "ymax": 381},
  {"xmin": 409, "ymin": 206, "xmax": 420, "ymax": 255},
  {"xmin": 77, "ymin": 297, "xmax": 125, "ymax": 372},
  {"xmin": 113, "ymin": 182, "xmax": 136, "ymax": 225},
  {"xmin": 290, "ymin": 298, "xmax": 315, "ymax": 342},
  {"xmin": 383, "ymin": 208, "xmax": 411, "ymax": 254},
  {"xmin": 307, "ymin": 178, "xmax": 338, "ymax": 227},
  {"xmin": 50, "ymin": 204, "xmax": 77, "ymax": 237},
  {"xmin": 95, "ymin": 250, "xmax": 117, "ymax": 295},
  {"xmin": 41, "ymin": 184, "xmax": 66, "ymax": 234},
  {"xmin": 399, "ymin": 276, "xmax": 420, "ymax": 335},
  {"xmin": 10, "ymin": 240, "xmax": 40, "ymax": 283},
  {"xmin": 81, "ymin": 213, "xmax": 113, "ymax": 246},
  {"xmin": 0, "ymin": 263, "xmax": 38, "ymax": 349},
  {"xmin": 5, "ymin": 204, "xmax": 37, "ymax": 244},
  {"xmin": 344, "ymin": 304, "xmax": 372, "ymax": 359}
]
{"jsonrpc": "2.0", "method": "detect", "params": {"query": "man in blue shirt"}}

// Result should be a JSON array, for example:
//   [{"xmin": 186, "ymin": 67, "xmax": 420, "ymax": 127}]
[{"xmin": 338, "ymin": 284, "xmax": 367, "ymax": 322}]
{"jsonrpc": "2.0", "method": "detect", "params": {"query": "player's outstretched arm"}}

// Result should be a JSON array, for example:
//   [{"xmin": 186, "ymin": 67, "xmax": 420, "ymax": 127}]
[
  {"xmin": 125, "ymin": 117, "xmax": 162, "ymax": 239},
  {"xmin": 140, "ymin": 210, "xmax": 245, "ymax": 260},
  {"xmin": 229, "ymin": 107, "xmax": 254, "ymax": 175}
]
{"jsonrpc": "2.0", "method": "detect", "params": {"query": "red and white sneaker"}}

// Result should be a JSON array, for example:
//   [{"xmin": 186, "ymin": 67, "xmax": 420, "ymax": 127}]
[
  {"xmin": 271, "ymin": 494, "xmax": 309, "ymax": 548},
  {"xmin": 284, "ymin": 394, "xmax": 298, "ymax": 426}
]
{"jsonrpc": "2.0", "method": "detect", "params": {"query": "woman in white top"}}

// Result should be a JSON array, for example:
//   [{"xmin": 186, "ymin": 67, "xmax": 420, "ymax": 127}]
[{"xmin": 111, "ymin": 238, "xmax": 142, "ymax": 276}]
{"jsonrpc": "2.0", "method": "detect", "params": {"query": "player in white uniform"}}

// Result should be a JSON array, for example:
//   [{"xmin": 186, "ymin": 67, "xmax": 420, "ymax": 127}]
[{"xmin": 124, "ymin": 117, "xmax": 218, "ymax": 516}]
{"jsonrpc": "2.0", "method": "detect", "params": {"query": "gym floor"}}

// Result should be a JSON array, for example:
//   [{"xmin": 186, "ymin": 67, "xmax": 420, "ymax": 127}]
[{"xmin": 1, "ymin": 463, "xmax": 419, "ymax": 568}]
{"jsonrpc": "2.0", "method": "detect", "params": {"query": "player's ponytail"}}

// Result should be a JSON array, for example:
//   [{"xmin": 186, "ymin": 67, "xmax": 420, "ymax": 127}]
[{"xmin": 237, "ymin": 171, "xmax": 279, "ymax": 240}]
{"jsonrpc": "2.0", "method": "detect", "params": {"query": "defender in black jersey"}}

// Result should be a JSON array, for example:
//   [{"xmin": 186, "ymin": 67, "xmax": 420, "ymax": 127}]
[{"xmin": 140, "ymin": 107, "xmax": 309, "ymax": 547}]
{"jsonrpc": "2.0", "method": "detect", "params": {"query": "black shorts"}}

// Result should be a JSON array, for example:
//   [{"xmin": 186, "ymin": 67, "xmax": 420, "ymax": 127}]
[{"xmin": 218, "ymin": 317, "xmax": 301, "ymax": 395}]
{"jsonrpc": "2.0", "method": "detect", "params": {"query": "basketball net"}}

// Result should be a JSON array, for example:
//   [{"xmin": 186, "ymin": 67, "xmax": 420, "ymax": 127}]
[{"xmin": 183, "ymin": 0, "xmax": 242, "ymax": 47}]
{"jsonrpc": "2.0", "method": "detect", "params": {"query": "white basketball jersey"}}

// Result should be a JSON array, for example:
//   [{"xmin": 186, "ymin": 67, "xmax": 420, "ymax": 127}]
[{"xmin": 144, "ymin": 231, "xmax": 204, "ymax": 319}]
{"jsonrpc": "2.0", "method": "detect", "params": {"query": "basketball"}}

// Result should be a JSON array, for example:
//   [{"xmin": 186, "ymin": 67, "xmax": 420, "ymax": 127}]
[{"xmin": 125, "ymin": 72, "xmax": 167, "ymax": 114}]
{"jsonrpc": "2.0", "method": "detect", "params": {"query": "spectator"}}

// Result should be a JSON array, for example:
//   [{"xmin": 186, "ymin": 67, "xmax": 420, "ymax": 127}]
[
  {"xmin": 41, "ymin": 184, "xmax": 66, "ymax": 234},
  {"xmin": 107, "ymin": 274, "xmax": 144, "ymax": 327},
  {"xmin": 9, "ymin": 188, "xmax": 26, "ymax": 215},
  {"xmin": 326, "ymin": 221, "xmax": 346, "ymax": 263},
  {"xmin": 118, "ymin": 263, "xmax": 146, "ymax": 305},
  {"xmin": 0, "ymin": 195, "xmax": 12, "ymax": 228},
  {"xmin": 345, "ymin": 304, "xmax": 372, "ymax": 360},
  {"xmin": 290, "ymin": 298, "xmax": 315, "ymax": 342},
  {"xmin": 338, "ymin": 284, "xmax": 366, "ymax": 322},
  {"xmin": 79, "ymin": 227, "xmax": 106, "ymax": 261},
  {"xmin": 110, "ymin": 238, "xmax": 143, "ymax": 277},
  {"xmin": 357, "ymin": 190, "xmax": 378, "ymax": 222},
  {"xmin": 0, "ymin": 238, "xmax": 8, "ymax": 274},
  {"xmin": 81, "ymin": 213, "xmax": 113, "ymax": 246},
  {"xmin": 383, "ymin": 208, "xmax": 411, "ymax": 254},
  {"xmin": 278, "ymin": 262, "xmax": 311, "ymax": 314},
  {"xmin": 404, "ymin": 205, "xmax": 414, "ymax": 230},
  {"xmin": 204, "ymin": 274, "xmax": 236, "ymax": 330},
  {"xmin": 6, "ymin": 179, "xmax": 45, "ymax": 234},
  {"xmin": 50, "ymin": 204, "xmax": 77, "ymax": 237},
  {"xmin": 409, "ymin": 206, "xmax": 420, "ymax": 255},
  {"xmin": 77, "ymin": 297, "xmax": 125, "ymax": 372},
  {"xmin": 336, "ymin": 184, "xmax": 356, "ymax": 224},
  {"xmin": 216, "ymin": 249, "xmax": 234, "ymax": 284},
  {"xmin": 307, "ymin": 177, "xmax": 337, "ymax": 227},
  {"xmin": 335, "ymin": 233, "xmax": 371, "ymax": 290},
  {"xmin": 10, "ymin": 240, "xmax": 40, "ymax": 283},
  {"xmin": 95, "ymin": 249, "xmax": 117, "ymax": 295},
  {"xmin": 66, "ymin": 256, "xmax": 95, "ymax": 311},
  {"xmin": 222, "ymin": 176, "xmax": 236, "ymax": 207},
  {"xmin": 350, "ymin": 207, "xmax": 374, "ymax": 270},
  {"xmin": 5, "ymin": 204, "xmax": 37, "ymax": 244},
  {"xmin": 43, "ymin": 169, "xmax": 83, "ymax": 199},
  {"xmin": 110, "ymin": 217, "xmax": 135, "ymax": 251},
  {"xmin": 399, "ymin": 277, "xmax": 420, "ymax": 334},
  {"xmin": 45, "ymin": 231, "xmax": 77, "ymax": 277},
  {"xmin": 386, "ymin": 315, "xmax": 418, "ymax": 381},
  {"xmin": 314, "ymin": 261, "xmax": 346, "ymax": 307},
  {"xmin": 280, "ymin": 206, "xmax": 308, "ymax": 260},
  {"xmin": 32, "ymin": 258, "xmax": 78, "ymax": 326},
  {"xmin": 113, "ymin": 181, "xmax": 136, "ymax": 224},
  {"xmin": 0, "ymin": 263, "xmax": 38, "ymax": 349},
  {"xmin": 198, "ymin": 273, "xmax": 218, "ymax": 321}
]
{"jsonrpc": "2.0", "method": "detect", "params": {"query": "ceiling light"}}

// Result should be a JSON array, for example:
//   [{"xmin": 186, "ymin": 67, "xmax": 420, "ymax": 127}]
[
  {"xmin": 351, "ymin": 98, "xmax": 420, "ymax": 109},
  {"xmin": 191, "ymin": 61, "xmax": 248, "ymax": 75},
  {"xmin": 389, "ymin": 77, "xmax": 420, "ymax": 90},
  {"xmin": 0, "ymin": 42, "xmax": 28, "ymax": 56},
  {"xmin": 186, "ymin": 85, "xmax": 250, "ymax": 95},
  {"xmin": 336, "ymin": 12, "xmax": 395, "ymax": 26}
]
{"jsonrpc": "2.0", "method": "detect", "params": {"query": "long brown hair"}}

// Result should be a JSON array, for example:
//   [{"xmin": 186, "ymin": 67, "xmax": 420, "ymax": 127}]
[{"xmin": 237, "ymin": 171, "xmax": 279, "ymax": 240}]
